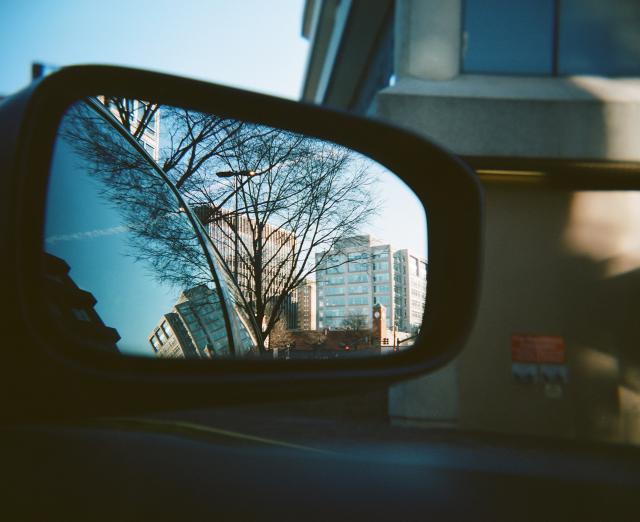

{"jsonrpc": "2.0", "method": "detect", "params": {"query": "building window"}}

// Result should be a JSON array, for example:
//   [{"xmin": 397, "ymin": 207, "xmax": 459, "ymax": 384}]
[
  {"xmin": 374, "ymin": 295, "xmax": 390, "ymax": 306},
  {"xmin": 72, "ymin": 308, "xmax": 91, "ymax": 322},
  {"xmin": 156, "ymin": 328, "xmax": 166, "ymax": 343},
  {"xmin": 349, "ymin": 262, "xmax": 369, "ymax": 272},
  {"xmin": 463, "ymin": 0, "xmax": 640, "ymax": 77},
  {"xmin": 462, "ymin": 0, "xmax": 555, "ymax": 75},
  {"xmin": 150, "ymin": 336, "xmax": 160, "ymax": 352},
  {"xmin": 143, "ymin": 141, "xmax": 156, "ymax": 156},
  {"xmin": 161, "ymin": 320, "xmax": 172, "ymax": 338},
  {"xmin": 348, "ymin": 295, "xmax": 370, "ymax": 306},
  {"xmin": 373, "ymin": 262, "xmax": 389, "ymax": 272},
  {"xmin": 558, "ymin": 0, "xmax": 640, "ymax": 76}
]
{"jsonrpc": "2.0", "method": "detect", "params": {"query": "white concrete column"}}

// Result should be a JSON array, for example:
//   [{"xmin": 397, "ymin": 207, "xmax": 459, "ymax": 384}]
[{"xmin": 395, "ymin": 0, "xmax": 463, "ymax": 81}]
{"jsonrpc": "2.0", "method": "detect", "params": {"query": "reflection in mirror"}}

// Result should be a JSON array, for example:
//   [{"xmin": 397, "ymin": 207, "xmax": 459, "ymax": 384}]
[{"xmin": 43, "ymin": 97, "xmax": 427, "ymax": 360}]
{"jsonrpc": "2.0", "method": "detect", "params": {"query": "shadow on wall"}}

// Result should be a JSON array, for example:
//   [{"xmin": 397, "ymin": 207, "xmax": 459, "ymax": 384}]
[
  {"xmin": 563, "ymin": 191, "xmax": 640, "ymax": 443},
  {"xmin": 453, "ymin": 184, "xmax": 640, "ymax": 445},
  {"xmin": 383, "ymin": 76, "xmax": 640, "ymax": 445}
]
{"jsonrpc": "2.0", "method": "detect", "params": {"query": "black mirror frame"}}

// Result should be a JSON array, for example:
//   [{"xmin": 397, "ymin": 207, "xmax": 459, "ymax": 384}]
[{"xmin": 0, "ymin": 65, "xmax": 482, "ymax": 419}]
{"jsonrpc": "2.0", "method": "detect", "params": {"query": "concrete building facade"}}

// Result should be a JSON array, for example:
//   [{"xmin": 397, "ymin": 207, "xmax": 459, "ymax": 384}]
[
  {"xmin": 315, "ymin": 235, "xmax": 426, "ymax": 333},
  {"xmin": 301, "ymin": 0, "xmax": 640, "ymax": 444}
]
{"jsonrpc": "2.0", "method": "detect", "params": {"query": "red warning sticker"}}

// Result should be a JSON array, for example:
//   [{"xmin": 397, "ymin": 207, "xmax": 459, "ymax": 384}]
[{"xmin": 511, "ymin": 334, "xmax": 566, "ymax": 364}]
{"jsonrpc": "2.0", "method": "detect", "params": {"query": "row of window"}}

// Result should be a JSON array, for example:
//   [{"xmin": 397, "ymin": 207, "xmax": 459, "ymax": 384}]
[
  {"xmin": 319, "ymin": 283, "xmax": 390, "ymax": 296},
  {"xmin": 318, "ymin": 273, "xmax": 390, "ymax": 288},
  {"xmin": 322, "ymin": 261, "xmax": 391, "ymax": 274},
  {"xmin": 150, "ymin": 320, "xmax": 172, "ymax": 351},
  {"xmin": 462, "ymin": 0, "xmax": 640, "ymax": 77},
  {"xmin": 320, "ymin": 292, "xmax": 396, "ymax": 307},
  {"xmin": 319, "ymin": 307, "xmax": 371, "ymax": 319}
]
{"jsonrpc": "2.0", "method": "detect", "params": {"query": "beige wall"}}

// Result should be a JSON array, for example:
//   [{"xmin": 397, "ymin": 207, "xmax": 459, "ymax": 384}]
[{"xmin": 392, "ymin": 180, "xmax": 640, "ymax": 444}]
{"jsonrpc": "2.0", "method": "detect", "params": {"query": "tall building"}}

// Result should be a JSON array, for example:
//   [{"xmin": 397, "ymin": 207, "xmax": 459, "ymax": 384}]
[
  {"xmin": 149, "ymin": 284, "xmax": 255, "ymax": 358},
  {"xmin": 100, "ymin": 97, "xmax": 161, "ymax": 162},
  {"xmin": 294, "ymin": 279, "xmax": 316, "ymax": 331},
  {"xmin": 195, "ymin": 205, "xmax": 298, "ymax": 328},
  {"xmin": 44, "ymin": 253, "xmax": 120, "ymax": 353},
  {"xmin": 315, "ymin": 235, "xmax": 426, "ymax": 332},
  {"xmin": 149, "ymin": 312, "xmax": 198, "ymax": 358},
  {"xmin": 393, "ymin": 249, "xmax": 427, "ymax": 332}
]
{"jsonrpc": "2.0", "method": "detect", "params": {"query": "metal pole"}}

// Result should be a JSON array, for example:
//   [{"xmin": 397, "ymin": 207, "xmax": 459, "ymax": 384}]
[{"xmin": 234, "ymin": 175, "xmax": 239, "ymax": 280}]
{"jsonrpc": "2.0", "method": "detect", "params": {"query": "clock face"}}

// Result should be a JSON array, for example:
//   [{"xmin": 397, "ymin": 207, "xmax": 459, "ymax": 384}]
[{"xmin": 373, "ymin": 311, "xmax": 380, "ymax": 319}]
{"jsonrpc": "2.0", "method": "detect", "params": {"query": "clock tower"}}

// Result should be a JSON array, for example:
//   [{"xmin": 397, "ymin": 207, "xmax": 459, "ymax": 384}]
[{"xmin": 372, "ymin": 303, "xmax": 386, "ymax": 346}]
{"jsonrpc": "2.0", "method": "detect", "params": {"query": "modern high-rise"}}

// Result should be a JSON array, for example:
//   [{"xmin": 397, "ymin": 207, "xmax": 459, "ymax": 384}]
[
  {"xmin": 393, "ymin": 249, "xmax": 428, "ymax": 332},
  {"xmin": 293, "ymin": 279, "xmax": 316, "ymax": 331},
  {"xmin": 195, "ymin": 205, "xmax": 298, "ymax": 328},
  {"xmin": 315, "ymin": 235, "xmax": 426, "ymax": 332},
  {"xmin": 149, "ymin": 284, "xmax": 255, "ymax": 358}
]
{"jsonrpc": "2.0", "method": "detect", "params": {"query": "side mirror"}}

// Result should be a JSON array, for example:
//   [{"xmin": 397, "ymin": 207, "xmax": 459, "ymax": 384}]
[{"xmin": 0, "ymin": 66, "xmax": 482, "ymax": 418}]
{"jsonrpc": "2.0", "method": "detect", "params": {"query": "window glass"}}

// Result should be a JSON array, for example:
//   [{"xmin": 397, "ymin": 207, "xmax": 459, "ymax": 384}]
[
  {"xmin": 349, "ymin": 262, "xmax": 369, "ymax": 272},
  {"xmin": 325, "ymin": 296, "xmax": 346, "ymax": 306},
  {"xmin": 462, "ymin": 0, "xmax": 555, "ymax": 74},
  {"xmin": 558, "ymin": 0, "xmax": 640, "ymax": 76},
  {"xmin": 72, "ymin": 308, "xmax": 91, "ymax": 322},
  {"xmin": 348, "ymin": 295, "xmax": 369, "ymax": 306},
  {"xmin": 373, "ymin": 262, "xmax": 389, "ymax": 272},
  {"xmin": 161, "ymin": 320, "xmax": 172, "ymax": 337}
]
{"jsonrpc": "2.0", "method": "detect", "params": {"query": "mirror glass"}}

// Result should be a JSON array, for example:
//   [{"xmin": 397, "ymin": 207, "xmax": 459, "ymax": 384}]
[{"xmin": 43, "ymin": 97, "xmax": 427, "ymax": 360}]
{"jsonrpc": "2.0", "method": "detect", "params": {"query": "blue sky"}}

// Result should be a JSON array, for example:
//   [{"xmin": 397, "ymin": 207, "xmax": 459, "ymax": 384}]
[
  {"xmin": 1, "ymin": 0, "xmax": 427, "ymax": 257},
  {"xmin": 0, "ymin": 0, "xmax": 309, "ymax": 99},
  {"xmin": 8, "ymin": 1, "xmax": 427, "ymax": 354}
]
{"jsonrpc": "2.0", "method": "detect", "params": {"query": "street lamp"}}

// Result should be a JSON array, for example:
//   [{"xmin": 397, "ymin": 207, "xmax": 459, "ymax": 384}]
[{"xmin": 215, "ymin": 170, "xmax": 257, "ymax": 281}]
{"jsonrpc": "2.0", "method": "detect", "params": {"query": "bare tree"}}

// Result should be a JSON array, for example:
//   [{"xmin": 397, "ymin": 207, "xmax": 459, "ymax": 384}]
[
  {"xmin": 341, "ymin": 313, "xmax": 370, "ymax": 349},
  {"xmin": 61, "ymin": 101, "xmax": 213, "ymax": 290},
  {"xmin": 267, "ymin": 317, "xmax": 294, "ymax": 350},
  {"xmin": 341, "ymin": 313, "xmax": 369, "ymax": 332},
  {"xmin": 190, "ymin": 124, "xmax": 381, "ymax": 351},
  {"xmin": 93, "ymin": 98, "xmax": 382, "ymax": 354},
  {"xmin": 101, "ymin": 97, "xmax": 160, "ymax": 141}
]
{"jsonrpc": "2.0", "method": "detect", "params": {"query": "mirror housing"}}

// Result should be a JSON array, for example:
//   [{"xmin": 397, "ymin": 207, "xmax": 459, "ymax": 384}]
[{"xmin": 0, "ymin": 66, "xmax": 482, "ymax": 419}]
